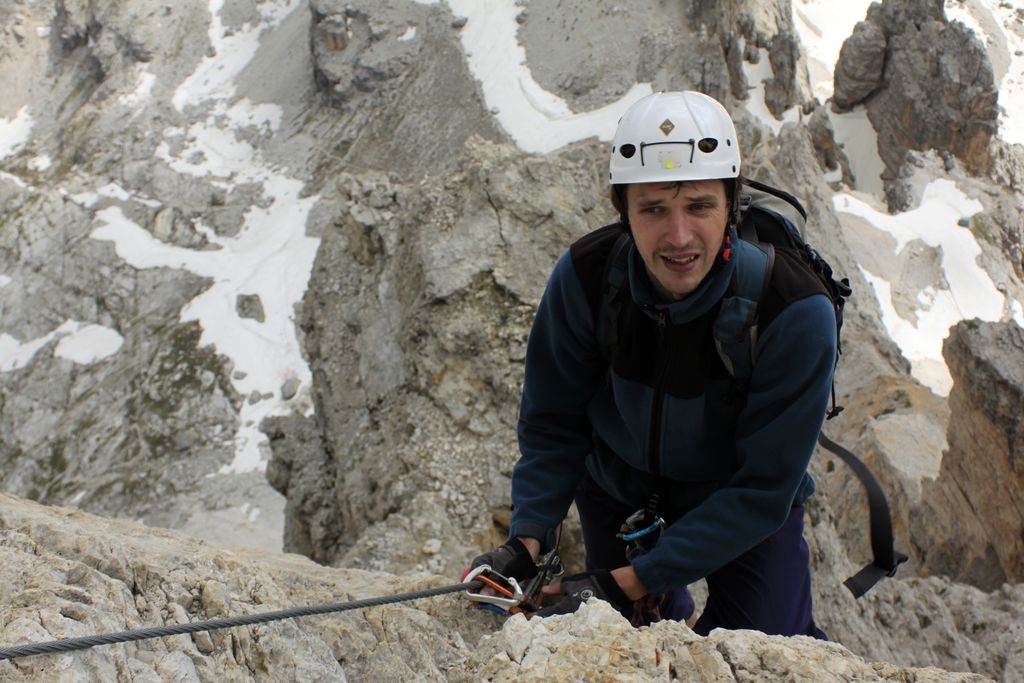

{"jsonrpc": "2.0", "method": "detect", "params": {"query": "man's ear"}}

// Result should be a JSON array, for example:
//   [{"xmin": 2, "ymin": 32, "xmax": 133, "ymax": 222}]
[{"xmin": 726, "ymin": 177, "xmax": 743, "ymax": 228}]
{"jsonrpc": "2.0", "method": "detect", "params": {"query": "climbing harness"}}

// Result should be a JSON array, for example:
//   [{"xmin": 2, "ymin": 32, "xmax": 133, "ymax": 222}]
[{"xmin": 0, "ymin": 580, "xmax": 483, "ymax": 661}]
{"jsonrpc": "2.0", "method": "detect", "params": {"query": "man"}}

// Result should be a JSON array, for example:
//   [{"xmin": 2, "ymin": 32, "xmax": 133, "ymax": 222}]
[{"xmin": 471, "ymin": 91, "xmax": 834, "ymax": 638}]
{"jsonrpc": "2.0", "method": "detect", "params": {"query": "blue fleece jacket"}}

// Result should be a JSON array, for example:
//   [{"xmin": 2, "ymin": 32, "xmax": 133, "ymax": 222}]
[{"xmin": 508, "ymin": 235, "xmax": 836, "ymax": 595}]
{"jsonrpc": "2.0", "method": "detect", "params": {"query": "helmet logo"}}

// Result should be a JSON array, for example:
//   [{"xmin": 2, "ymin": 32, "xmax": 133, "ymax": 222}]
[{"xmin": 659, "ymin": 119, "xmax": 675, "ymax": 136}]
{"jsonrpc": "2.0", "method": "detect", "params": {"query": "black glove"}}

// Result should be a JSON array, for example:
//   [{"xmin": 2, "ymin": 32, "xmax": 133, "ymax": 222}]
[
  {"xmin": 534, "ymin": 570, "xmax": 631, "ymax": 618},
  {"xmin": 468, "ymin": 538, "xmax": 539, "ymax": 581}
]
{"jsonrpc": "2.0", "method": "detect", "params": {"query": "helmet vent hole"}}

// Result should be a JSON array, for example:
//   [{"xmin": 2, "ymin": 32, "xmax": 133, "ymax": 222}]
[
  {"xmin": 726, "ymin": 139, "xmax": 732, "ymax": 146},
  {"xmin": 698, "ymin": 138, "xmax": 718, "ymax": 153},
  {"xmin": 619, "ymin": 144, "xmax": 636, "ymax": 159}
]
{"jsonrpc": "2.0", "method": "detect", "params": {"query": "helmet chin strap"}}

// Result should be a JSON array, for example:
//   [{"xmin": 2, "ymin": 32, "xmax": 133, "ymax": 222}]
[{"xmin": 727, "ymin": 177, "xmax": 743, "ymax": 228}]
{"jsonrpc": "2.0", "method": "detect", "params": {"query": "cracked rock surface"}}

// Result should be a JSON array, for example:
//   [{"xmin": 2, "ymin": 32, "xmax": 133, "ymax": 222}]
[{"xmin": 0, "ymin": 493, "xmax": 995, "ymax": 682}]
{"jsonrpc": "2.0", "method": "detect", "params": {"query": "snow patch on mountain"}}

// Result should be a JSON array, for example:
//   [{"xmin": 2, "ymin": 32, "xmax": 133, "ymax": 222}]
[
  {"xmin": 445, "ymin": 0, "xmax": 652, "ymax": 153},
  {"xmin": 834, "ymin": 179, "xmax": 1010, "ymax": 395},
  {"xmin": 0, "ymin": 106, "xmax": 34, "ymax": 159},
  {"xmin": 0, "ymin": 321, "xmax": 124, "ymax": 372},
  {"xmin": 173, "ymin": 0, "xmax": 303, "ymax": 111}
]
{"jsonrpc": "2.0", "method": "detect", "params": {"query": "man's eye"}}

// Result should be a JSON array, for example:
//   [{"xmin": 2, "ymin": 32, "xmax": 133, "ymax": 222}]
[
  {"xmin": 642, "ymin": 206, "xmax": 663, "ymax": 214},
  {"xmin": 689, "ymin": 203, "xmax": 710, "ymax": 212}
]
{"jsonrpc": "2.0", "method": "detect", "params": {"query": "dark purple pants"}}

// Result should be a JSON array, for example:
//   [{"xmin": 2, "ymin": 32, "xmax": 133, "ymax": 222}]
[{"xmin": 574, "ymin": 474, "xmax": 827, "ymax": 638}]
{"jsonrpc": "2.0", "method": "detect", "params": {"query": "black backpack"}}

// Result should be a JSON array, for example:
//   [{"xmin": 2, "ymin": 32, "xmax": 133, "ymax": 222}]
[{"xmin": 596, "ymin": 178, "xmax": 907, "ymax": 598}]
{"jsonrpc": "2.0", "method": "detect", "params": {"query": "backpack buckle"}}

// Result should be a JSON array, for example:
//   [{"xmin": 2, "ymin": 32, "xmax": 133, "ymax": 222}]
[{"xmin": 887, "ymin": 552, "xmax": 909, "ymax": 577}]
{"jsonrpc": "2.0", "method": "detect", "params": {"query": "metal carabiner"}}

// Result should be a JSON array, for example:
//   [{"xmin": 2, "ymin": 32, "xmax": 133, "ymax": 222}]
[
  {"xmin": 616, "ymin": 508, "xmax": 665, "ymax": 541},
  {"xmin": 618, "ymin": 517, "xmax": 665, "ymax": 541},
  {"xmin": 511, "ymin": 548, "xmax": 566, "ymax": 614},
  {"xmin": 464, "ymin": 565, "xmax": 524, "ymax": 611},
  {"xmin": 617, "ymin": 508, "xmax": 666, "ymax": 561}
]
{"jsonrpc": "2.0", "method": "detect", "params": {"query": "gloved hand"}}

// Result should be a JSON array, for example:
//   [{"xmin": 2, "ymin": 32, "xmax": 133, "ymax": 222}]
[
  {"xmin": 534, "ymin": 570, "xmax": 632, "ymax": 617},
  {"xmin": 465, "ymin": 538, "xmax": 539, "ymax": 581}
]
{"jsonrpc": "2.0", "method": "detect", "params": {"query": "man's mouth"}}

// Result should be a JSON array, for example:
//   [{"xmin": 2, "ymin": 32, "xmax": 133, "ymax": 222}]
[{"xmin": 662, "ymin": 254, "xmax": 698, "ymax": 265}]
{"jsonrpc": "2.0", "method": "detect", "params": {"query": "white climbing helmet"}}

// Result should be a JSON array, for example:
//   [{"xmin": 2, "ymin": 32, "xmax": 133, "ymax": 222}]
[{"xmin": 609, "ymin": 91, "xmax": 741, "ymax": 185}]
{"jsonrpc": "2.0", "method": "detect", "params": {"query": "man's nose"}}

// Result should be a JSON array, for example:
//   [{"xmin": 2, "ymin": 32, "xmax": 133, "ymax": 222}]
[{"xmin": 663, "ymin": 211, "xmax": 695, "ymax": 245}]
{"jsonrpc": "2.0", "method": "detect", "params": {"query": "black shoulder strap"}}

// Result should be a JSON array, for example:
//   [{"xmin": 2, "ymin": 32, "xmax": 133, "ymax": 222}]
[
  {"xmin": 817, "ymin": 432, "xmax": 909, "ymax": 598},
  {"xmin": 713, "ymin": 238, "xmax": 774, "ymax": 381},
  {"xmin": 596, "ymin": 231, "xmax": 632, "ymax": 367}
]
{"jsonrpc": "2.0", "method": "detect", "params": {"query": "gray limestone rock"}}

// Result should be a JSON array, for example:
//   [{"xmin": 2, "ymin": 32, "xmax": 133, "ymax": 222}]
[
  {"xmin": 912, "ymin": 320, "xmax": 1024, "ymax": 589},
  {"xmin": 689, "ymin": 0, "xmax": 814, "ymax": 112},
  {"xmin": 268, "ymin": 139, "xmax": 609, "ymax": 576},
  {"xmin": 517, "ymin": 0, "xmax": 693, "ymax": 109},
  {"xmin": 878, "ymin": 18, "xmax": 997, "ymax": 179},
  {"xmin": 988, "ymin": 142, "xmax": 1024, "ymax": 279},
  {"xmin": 832, "ymin": 21, "xmax": 887, "ymax": 110},
  {"xmin": 805, "ymin": 486, "xmax": 1024, "ymax": 681},
  {"xmin": 762, "ymin": 29, "xmax": 804, "ymax": 116},
  {"xmin": 807, "ymin": 104, "xmax": 854, "ymax": 185},
  {"xmin": 308, "ymin": 0, "xmax": 505, "ymax": 182},
  {"xmin": 0, "ymin": 493, "xmax": 997, "ymax": 682},
  {"xmin": 831, "ymin": 0, "xmax": 999, "ymax": 208},
  {"xmin": 264, "ymin": 413, "xmax": 343, "ymax": 564},
  {"xmin": 461, "ymin": 599, "xmax": 994, "ymax": 682},
  {"xmin": 151, "ymin": 206, "xmax": 211, "ymax": 249},
  {"xmin": 235, "ymin": 293, "xmax": 266, "ymax": 323}
]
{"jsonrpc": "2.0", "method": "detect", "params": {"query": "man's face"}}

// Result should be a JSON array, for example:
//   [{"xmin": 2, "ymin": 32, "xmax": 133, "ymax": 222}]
[{"xmin": 626, "ymin": 179, "xmax": 730, "ymax": 301}]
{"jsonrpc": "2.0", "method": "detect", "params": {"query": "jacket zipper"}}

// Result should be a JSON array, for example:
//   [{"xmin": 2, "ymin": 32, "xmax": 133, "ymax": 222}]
[{"xmin": 647, "ymin": 310, "xmax": 670, "ymax": 476}]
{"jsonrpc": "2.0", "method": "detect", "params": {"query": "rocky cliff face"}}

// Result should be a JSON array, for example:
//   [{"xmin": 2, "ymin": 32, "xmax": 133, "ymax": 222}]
[
  {"xmin": 910, "ymin": 320, "xmax": 1024, "ymax": 589},
  {"xmin": 0, "ymin": 0, "xmax": 325, "ymax": 548},
  {"xmin": 822, "ymin": 320, "xmax": 1024, "ymax": 583},
  {"xmin": 832, "ymin": 0, "xmax": 1000, "ymax": 207},
  {"xmin": 3, "ymin": 0, "xmax": 1024, "ymax": 680},
  {"xmin": 266, "ymin": 141, "xmax": 608, "ymax": 573}
]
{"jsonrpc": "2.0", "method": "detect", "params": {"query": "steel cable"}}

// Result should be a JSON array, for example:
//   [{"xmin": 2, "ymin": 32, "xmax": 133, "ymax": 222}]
[{"xmin": 0, "ymin": 580, "xmax": 482, "ymax": 661}]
